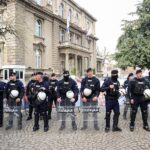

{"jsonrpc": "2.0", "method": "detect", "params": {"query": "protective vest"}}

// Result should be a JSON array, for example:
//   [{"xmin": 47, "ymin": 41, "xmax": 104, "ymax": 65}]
[
  {"xmin": 34, "ymin": 82, "xmax": 47, "ymax": 105},
  {"xmin": 49, "ymin": 80, "xmax": 57, "ymax": 93},
  {"xmin": 108, "ymin": 79, "xmax": 120, "ymax": 97},
  {"xmin": 60, "ymin": 80, "xmax": 72, "ymax": 95},
  {"xmin": 133, "ymin": 80, "xmax": 145, "ymax": 95}
]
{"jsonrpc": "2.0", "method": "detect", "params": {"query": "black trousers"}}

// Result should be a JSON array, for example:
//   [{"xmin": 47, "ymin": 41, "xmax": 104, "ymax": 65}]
[
  {"xmin": 28, "ymin": 98, "xmax": 34, "ymax": 118},
  {"xmin": 34, "ymin": 104, "xmax": 48, "ymax": 128},
  {"xmin": 0, "ymin": 95, "xmax": 3, "ymax": 125},
  {"xmin": 130, "ymin": 99, "xmax": 148, "ymax": 127},
  {"xmin": 48, "ymin": 96, "xmax": 57, "ymax": 117}
]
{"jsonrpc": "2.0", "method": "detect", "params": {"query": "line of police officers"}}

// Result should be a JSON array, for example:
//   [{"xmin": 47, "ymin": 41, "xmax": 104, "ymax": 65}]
[{"xmin": 0, "ymin": 68, "xmax": 150, "ymax": 132}]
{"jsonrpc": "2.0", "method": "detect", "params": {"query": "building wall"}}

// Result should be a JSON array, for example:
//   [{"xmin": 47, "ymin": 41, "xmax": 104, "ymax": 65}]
[{"xmin": 0, "ymin": 0, "xmax": 99, "ymax": 80}]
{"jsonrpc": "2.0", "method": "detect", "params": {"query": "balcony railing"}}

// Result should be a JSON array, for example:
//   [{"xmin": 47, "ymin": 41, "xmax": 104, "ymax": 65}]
[{"xmin": 58, "ymin": 41, "xmax": 91, "ymax": 53}]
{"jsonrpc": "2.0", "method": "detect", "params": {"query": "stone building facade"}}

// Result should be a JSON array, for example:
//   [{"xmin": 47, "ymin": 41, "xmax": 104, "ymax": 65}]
[{"xmin": 0, "ymin": 0, "xmax": 101, "ymax": 82}]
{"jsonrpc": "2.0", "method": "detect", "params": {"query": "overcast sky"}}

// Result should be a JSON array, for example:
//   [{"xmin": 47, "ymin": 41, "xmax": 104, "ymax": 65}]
[{"xmin": 75, "ymin": 0, "xmax": 142, "ymax": 53}]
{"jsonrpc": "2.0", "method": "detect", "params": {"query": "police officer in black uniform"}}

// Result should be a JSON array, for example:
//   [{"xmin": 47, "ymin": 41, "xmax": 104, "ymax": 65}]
[
  {"xmin": 123, "ymin": 73, "xmax": 134, "ymax": 120},
  {"xmin": 26, "ymin": 73, "xmax": 36, "ymax": 121},
  {"xmin": 128, "ymin": 69, "xmax": 150, "ymax": 131},
  {"xmin": 43, "ymin": 73, "xmax": 49, "ymax": 83},
  {"xmin": 48, "ymin": 73, "xmax": 58, "ymax": 120},
  {"xmin": 57, "ymin": 70, "xmax": 79, "ymax": 131},
  {"xmin": 32, "ymin": 72, "xmax": 49, "ymax": 132},
  {"xmin": 4, "ymin": 72, "xmax": 25, "ymax": 130},
  {"xmin": 80, "ymin": 68, "xmax": 100, "ymax": 130},
  {"xmin": 0, "ymin": 80, "xmax": 6, "ymax": 127},
  {"xmin": 101, "ymin": 70, "xmax": 122, "ymax": 132}
]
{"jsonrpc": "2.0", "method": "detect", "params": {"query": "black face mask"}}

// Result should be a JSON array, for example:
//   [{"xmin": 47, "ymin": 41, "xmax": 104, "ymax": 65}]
[
  {"xmin": 64, "ymin": 75, "xmax": 69, "ymax": 81},
  {"xmin": 111, "ymin": 75, "xmax": 118, "ymax": 81}
]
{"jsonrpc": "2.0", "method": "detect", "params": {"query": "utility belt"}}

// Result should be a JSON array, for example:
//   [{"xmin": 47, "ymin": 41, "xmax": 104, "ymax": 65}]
[
  {"xmin": 60, "ymin": 89, "xmax": 70, "ymax": 96},
  {"xmin": 106, "ymin": 95, "xmax": 119, "ymax": 101},
  {"xmin": 133, "ymin": 93, "xmax": 144, "ymax": 97},
  {"xmin": 49, "ymin": 88, "xmax": 57, "ymax": 95}
]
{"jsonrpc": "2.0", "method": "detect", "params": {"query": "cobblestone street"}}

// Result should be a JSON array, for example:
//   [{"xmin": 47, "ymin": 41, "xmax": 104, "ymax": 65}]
[{"xmin": 0, "ymin": 107, "xmax": 150, "ymax": 150}]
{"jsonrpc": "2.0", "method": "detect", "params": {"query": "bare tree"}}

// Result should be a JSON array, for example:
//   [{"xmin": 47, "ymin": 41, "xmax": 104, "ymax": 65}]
[{"xmin": 100, "ymin": 47, "xmax": 110, "ymax": 65}]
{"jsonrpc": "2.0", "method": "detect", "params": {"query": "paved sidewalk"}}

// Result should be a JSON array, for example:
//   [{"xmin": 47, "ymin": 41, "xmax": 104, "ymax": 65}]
[{"xmin": 0, "ymin": 107, "xmax": 150, "ymax": 150}]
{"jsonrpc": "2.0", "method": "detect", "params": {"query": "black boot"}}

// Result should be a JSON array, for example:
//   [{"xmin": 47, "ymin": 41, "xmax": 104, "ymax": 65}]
[
  {"xmin": 44, "ymin": 126, "xmax": 49, "ymax": 132},
  {"xmin": 142, "ymin": 110, "xmax": 150, "ymax": 131},
  {"xmin": 43, "ymin": 113, "xmax": 49, "ymax": 132},
  {"xmin": 33, "ymin": 113, "xmax": 39, "ymax": 132},
  {"xmin": 143, "ymin": 126, "xmax": 150, "ymax": 131},
  {"xmin": 0, "ymin": 110, "xmax": 3, "ymax": 127},
  {"xmin": 112, "ymin": 112, "xmax": 122, "ymax": 132},
  {"xmin": 48, "ymin": 107, "xmax": 52, "ymax": 120},
  {"xmin": 72, "ymin": 121, "xmax": 77, "ymax": 131},
  {"xmin": 105, "ymin": 112, "xmax": 111, "ymax": 132},
  {"xmin": 105, "ymin": 127, "xmax": 110, "ymax": 133},
  {"xmin": 130, "ymin": 126, "xmax": 134, "ymax": 131},
  {"xmin": 26, "ymin": 116, "xmax": 32, "ymax": 121},
  {"xmin": 33, "ymin": 126, "xmax": 39, "ymax": 132},
  {"xmin": 130, "ymin": 109, "xmax": 137, "ymax": 132},
  {"xmin": 27, "ymin": 104, "xmax": 33, "ymax": 121}
]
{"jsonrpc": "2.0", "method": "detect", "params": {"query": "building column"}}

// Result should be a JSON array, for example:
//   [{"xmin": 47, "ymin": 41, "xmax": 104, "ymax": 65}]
[
  {"xmin": 75, "ymin": 54, "xmax": 78, "ymax": 75},
  {"xmin": 65, "ymin": 53, "xmax": 69, "ymax": 70},
  {"xmin": 82, "ymin": 56, "xmax": 84, "ymax": 76}
]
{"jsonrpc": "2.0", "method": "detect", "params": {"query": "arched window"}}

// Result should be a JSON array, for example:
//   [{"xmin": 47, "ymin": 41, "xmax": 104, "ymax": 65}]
[
  {"xmin": 69, "ymin": 9, "xmax": 72, "ymax": 21},
  {"xmin": 59, "ymin": 29, "xmax": 65, "ymax": 42},
  {"xmin": 59, "ymin": 3, "xmax": 64, "ymax": 18},
  {"xmin": 35, "ymin": 49, "xmax": 42, "ymax": 69},
  {"xmin": 75, "ymin": 13, "xmax": 79, "ymax": 23},
  {"xmin": 87, "ymin": 21, "xmax": 90, "ymax": 30},
  {"xmin": 35, "ymin": 19, "xmax": 42, "ymax": 37}
]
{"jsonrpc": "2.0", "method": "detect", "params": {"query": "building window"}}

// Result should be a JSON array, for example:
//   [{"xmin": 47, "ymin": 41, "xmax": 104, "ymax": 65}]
[
  {"xmin": 69, "ymin": 9, "xmax": 72, "ymax": 21},
  {"xmin": 87, "ymin": 21, "xmax": 90, "ymax": 30},
  {"xmin": 75, "ymin": 35, "xmax": 81, "ymax": 45},
  {"xmin": 60, "ymin": 29, "xmax": 65, "ymax": 42},
  {"xmin": 35, "ymin": 19, "xmax": 42, "ymax": 37},
  {"xmin": 70, "ymin": 33, "xmax": 74, "ymax": 43},
  {"xmin": 76, "ymin": 35, "xmax": 79, "ymax": 44},
  {"xmin": 75, "ymin": 13, "xmax": 79, "ymax": 24},
  {"xmin": 59, "ymin": 3, "xmax": 64, "ymax": 18},
  {"xmin": 88, "ymin": 40, "xmax": 91, "ymax": 49},
  {"xmin": 35, "ymin": 49, "xmax": 42, "ymax": 69},
  {"xmin": 35, "ymin": 0, "xmax": 41, "ymax": 5},
  {"xmin": 97, "ymin": 61, "xmax": 102, "ymax": 72},
  {"xmin": 84, "ymin": 57, "xmax": 89, "ymax": 70}
]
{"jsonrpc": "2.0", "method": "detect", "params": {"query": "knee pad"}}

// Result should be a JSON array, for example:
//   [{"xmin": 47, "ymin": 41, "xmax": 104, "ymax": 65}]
[
  {"xmin": 41, "ymin": 112, "xmax": 47, "ymax": 116},
  {"xmin": 131, "ymin": 109, "xmax": 137, "ymax": 114},
  {"xmin": 106, "ymin": 112, "xmax": 111, "ymax": 118},
  {"xmin": 142, "ymin": 110, "xmax": 148, "ymax": 114},
  {"xmin": 114, "ymin": 112, "xmax": 120, "ymax": 117},
  {"xmin": 34, "ymin": 112, "xmax": 38, "ymax": 115}
]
